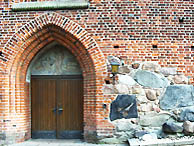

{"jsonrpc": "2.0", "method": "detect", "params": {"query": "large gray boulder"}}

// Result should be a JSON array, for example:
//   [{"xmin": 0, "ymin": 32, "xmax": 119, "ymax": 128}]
[
  {"xmin": 110, "ymin": 95, "xmax": 138, "ymax": 121},
  {"xmin": 134, "ymin": 70, "xmax": 169, "ymax": 88},
  {"xmin": 139, "ymin": 112, "xmax": 171, "ymax": 127},
  {"xmin": 160, "ymin": 85, "xmax": 194, "ymax": 110}
]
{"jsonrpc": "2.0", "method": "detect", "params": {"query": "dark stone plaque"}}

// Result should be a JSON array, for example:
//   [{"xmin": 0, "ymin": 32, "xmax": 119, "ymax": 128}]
[{"xmin": 110, "ymin": 94, "xmax": 138, "ymax": 121}]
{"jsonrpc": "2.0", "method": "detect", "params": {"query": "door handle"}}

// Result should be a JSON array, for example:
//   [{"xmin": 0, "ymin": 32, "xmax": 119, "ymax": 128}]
[{"xmin": 58, "ymin": 108, "xmax": 63, "ymax": 112}]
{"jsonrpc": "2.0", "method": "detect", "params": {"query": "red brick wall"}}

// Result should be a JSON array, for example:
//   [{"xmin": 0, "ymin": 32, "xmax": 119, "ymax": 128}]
[{"xmin": 0, "ymin": 0, "xmax": 194, "ymax": 143}]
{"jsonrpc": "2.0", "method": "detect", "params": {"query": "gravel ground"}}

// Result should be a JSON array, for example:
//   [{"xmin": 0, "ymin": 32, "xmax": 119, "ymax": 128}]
[{"xmin": 7, "ymin": 139, "xmax": 128, "ymax": 146}]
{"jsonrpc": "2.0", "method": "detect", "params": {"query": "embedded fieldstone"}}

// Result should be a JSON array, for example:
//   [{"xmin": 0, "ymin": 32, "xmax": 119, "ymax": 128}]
[
  {"xmin": 132, "ymin": 63, "xmax": 140, "ymax": 69},
  {"xmin": 167, "ymin": 75, "xmax": 175, "ymax": 85},
  {"xmin": 103, "ymin": 84, "xmax": 115, "ymax": 94},
  {"xmin": 174, "ymin": 74, "xmax": 189, "ymax": 84},
  {"xmin": 136, "ymin": 95, "xmax": 148, "ymax": 104},
  {"xmin": 139, "ymin": 112, "xmax": 171, "ymax": 127},
  {"xmin": 141, "ymin": 133, "xmax": 158, "ymax": 141},
  {"xmin": 179, "ymin": 108, "xmax": 194, "ymax": 122},
  {"xmin": 134, "ymin": 70, "xmax": 169, "ymax": 88},
  {"xmin": 183, "ymin": 121, "xmax": 194, "ymax": 134},
  {"xmin": 117, "ymin": 74, "xmax": 137, "ymax": 86},
  {"xmin": 162, "ymin": 122, "xmax": 183, "ymax": 133},
  {"xmin": 99, "ymin": 137, "xmax": 123, "ymax": 144},
  {"xmin": 141, "ymin": 62, "xmax": 161, "ymax": 73},
  {"xmin": 118, "ymin": 66, "xmax": 131, "ymax": 74},
  {"xmin": 139, "ymin": 103, "xmax": 153, "ymax": 112},
  {"xmin": 114, "ymin": 131, "xmax": 134, "ymax": 141},
  {"xmin": 110, "ymin": 95, "xmax": 138, "ymax": 121},
  {"xmin": 113, "ymin": 119, "xmax": 141, "ymax": 132},
  {"xmin": 156, "ymin": 89, "xmax": 163, "ymax": 96},
  {"xmin": 160, "ymin": 85, "xmax": 194, "ymax": 110},
  {"xmin": 134, "ymin": 131, "xmax": 149, "ymax": 138},
  {"xmin": 145, "ymin": 89, "xmax": 157, "ymax": 101},
  {"xmin": 143, "ymin": 127, "xmax": 163, "ymax": 139},
  {"xmin": 160, "ymin": 67, "xmax": 177, "ymax": 76},
  {"xmin": 115, "ymin": 84, "xmax": 129, "ymax": 94},
  {"xmin": 132, "ymin": 86, "xmax": 145, "ymax": 95},
  {"xmin": 152, "ymin": 104, "xmax": 161, "ymax": 113}
]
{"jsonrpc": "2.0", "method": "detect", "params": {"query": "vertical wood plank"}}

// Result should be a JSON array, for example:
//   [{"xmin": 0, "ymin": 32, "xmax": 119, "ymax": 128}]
[{"xmin": 31, "ymin": 79, "xmax": 56, "ymax": 133}]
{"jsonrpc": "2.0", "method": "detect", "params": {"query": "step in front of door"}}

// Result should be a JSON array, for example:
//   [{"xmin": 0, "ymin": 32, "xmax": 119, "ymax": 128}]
[
  {"xmin": 58, "ymin": 130, "xmax": 83, "ymax": 139},
  {"xmin": 32, "ymin": 131, "xmax": 56, "ymax": 139},
  {"xmin": 32, "ymin": 130, "xmax": 83, "ymax": 139}
]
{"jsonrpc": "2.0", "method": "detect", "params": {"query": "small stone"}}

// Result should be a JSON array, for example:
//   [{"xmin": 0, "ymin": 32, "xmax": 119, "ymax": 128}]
[
  {"xmin": 136, "ymin": 95, "xmax": 148, "ymax": 104},
  {"xmin": 139, "ymin": 103, "xmax": 152, "ymax": 112},
  {"xmin": 141, "ymin": 62, "xmax": 161, "ymax": 73},
  {"xmin": 174, "ymin": 74, "xmax": 189, "ymax": 84},
  {"xmin": 173, "ymin": 109, "xmax": 181, "ymax": 116},
  {"xmin": 103, "ymin": 84, "xmax": 115, "ymax": 94},
  {"xmin": 134, "ymin": 131, "xmax": 149, "ymax": 138},
  {"xmin": 113, "ymin": 119, "xmax": 139, "ymax": 132},
  {"xmin": 162, "ymin": 122, "xmax": 183, "ymax": 133},
  {"xmin": 167, "ymin": 75, "xmax": 175, "ymax": 84},
  {"xmin": 99, "ymin": 137, "xmax": 123, "ymax": 144},
  {"xmin": 118, "ymin": 66, "xmax": 131, "ymax": 74},
  {"xmin": 183, "ymin": 121, "xmax": 194, "ymax": 134},
  {"xmin": 132, "ymin": 86, "xmax": 145, "ymax": 95},
  {"xmin": 142, "ymin": 133, "xmax": 158, "ymax": 141},
  {"xmin": 132, "ymin": 63, "xmax": 140, "ymax": 69},
  {"xmin": 117, "ymin": 74, "xmax": 137, "ymax": 86},
  {"xmin": 156, "ymin": 89, "xmax": 163, "ymax": 96},
  {"xmin": 115, "ymin": 84, "xmax": 129, "ymax": 94},
  {"xmin": 152, "ymin": 105, "xmax": 161, "ymax": 113},
  {"xmin": 160, "ymin": 67, "xmax": 177, "ymax": 76},
  {"xmin": 145, "ymin": 89, "xmax": 157, "ymax": 101}
]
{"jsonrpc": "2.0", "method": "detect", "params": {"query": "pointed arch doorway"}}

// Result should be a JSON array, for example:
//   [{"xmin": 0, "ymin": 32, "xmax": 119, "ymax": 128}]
[{"xmin": 29, "ymin": 42, "xmax": 83, "ymax": 139}]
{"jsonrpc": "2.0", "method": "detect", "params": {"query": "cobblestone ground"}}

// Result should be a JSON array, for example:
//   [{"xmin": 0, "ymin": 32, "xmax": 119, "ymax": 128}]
[{"xmin": 7, "ymin": 139, "xmax": 128, "ymax": 146}]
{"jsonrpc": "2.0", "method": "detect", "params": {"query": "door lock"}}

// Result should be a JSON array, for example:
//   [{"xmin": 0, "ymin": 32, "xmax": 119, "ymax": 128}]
[{"xmin": 52, "ymin": 108, "xmax": 57, "ymax": 113}]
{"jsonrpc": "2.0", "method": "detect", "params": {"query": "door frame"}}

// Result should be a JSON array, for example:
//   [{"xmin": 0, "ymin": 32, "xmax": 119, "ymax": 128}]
[
  {"xmin": 31, "ymin": 75, "xmax": 83, "ymax": 139},
  {"xmin": 31, "ymin": 75, "xmax": 83, "ymax": 80}
]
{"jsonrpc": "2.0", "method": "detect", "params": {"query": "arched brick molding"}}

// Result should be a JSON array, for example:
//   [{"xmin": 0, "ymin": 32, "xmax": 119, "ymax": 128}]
[{"xmin": 0, "ymin": 12, "xmax": 112, "ymax": 143}]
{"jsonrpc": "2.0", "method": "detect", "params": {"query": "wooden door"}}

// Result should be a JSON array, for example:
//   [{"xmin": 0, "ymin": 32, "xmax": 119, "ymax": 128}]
[
  {"xmin": 57, "ymin": 79, "xmax": 83, "ymax": 139},
  {"xmin": 31, "ymin": 76, "xmax": 83, "ymax": 139}
]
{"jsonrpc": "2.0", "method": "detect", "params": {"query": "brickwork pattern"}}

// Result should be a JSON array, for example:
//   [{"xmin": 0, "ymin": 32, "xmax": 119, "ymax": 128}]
[{"xmin": 0, "ymin": 0, "xmax": 194, "ymax": 143}]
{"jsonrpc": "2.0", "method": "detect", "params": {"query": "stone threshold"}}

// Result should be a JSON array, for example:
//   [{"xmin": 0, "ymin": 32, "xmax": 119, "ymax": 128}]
[
  {"xmin": 128, "ymin": 137, "xmax": 194, "ymax": 146},
  {"xmin": 12, "ymin": 0, "xmax": 89, "ymax": 11}
]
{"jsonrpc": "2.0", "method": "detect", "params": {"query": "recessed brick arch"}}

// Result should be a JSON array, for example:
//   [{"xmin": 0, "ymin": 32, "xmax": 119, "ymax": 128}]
[{"xmin": 0, "ymin": 12, "xmax": 111, "ymax": 143}]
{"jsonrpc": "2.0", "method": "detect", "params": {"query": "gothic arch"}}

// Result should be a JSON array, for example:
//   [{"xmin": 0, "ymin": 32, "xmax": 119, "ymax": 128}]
[{"xmin": 0, "ymin": 12, "xmax": 108, "ymax": 142}]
